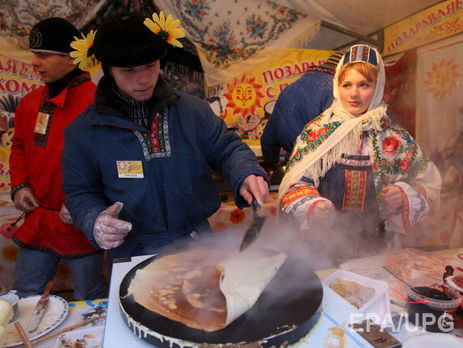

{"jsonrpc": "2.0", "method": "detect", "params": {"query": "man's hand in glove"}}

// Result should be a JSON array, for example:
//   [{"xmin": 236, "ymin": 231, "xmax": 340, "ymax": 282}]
[{"xmin": 93, "ymin": 202, "xmax": 132, "ymax": 250}]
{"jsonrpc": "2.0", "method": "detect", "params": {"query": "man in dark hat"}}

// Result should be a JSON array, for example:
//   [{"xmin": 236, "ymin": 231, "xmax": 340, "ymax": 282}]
[
  {"xmin": 62, "ymin": 13, "xmax": 269, "ymax": 262},
  {"xmin": 10, "ymin": 17, "xmax": 107, "ymax": 299},
  {"xmin": 261, "ymin": 51, "xmax": 344, "ymax": 166}
]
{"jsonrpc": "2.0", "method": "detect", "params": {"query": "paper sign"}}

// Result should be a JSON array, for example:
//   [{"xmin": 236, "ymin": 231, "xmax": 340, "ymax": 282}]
[
  {"xmin": 116, "ymin": 161, "xmax": 144, "ymax": 178},
  {"xmin": 34, "ymin": 112, "xmax": 49, "ymax": 134}
]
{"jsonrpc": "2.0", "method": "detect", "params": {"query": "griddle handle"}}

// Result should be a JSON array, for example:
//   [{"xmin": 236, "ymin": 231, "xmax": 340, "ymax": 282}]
[{"xmin": 251, "ymin": 198, "xmax": 262, "ymax": 217}]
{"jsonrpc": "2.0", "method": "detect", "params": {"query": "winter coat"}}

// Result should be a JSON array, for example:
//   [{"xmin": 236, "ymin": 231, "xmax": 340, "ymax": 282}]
[
  {"xmin": 62, "ymin": 77, "xmax": 268, "ymax": 254},
  {"xmin": 261, "ymin": 66, "xmax": 335, "ymax": 164},
  {"xmin": 10, "ymin": 72, "xmax": 98, "ymax": 257}
]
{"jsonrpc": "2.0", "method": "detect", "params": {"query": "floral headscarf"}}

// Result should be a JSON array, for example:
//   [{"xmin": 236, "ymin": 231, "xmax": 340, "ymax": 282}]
[{"xmin": 279, "ymin": 44, "xmax": 388, "ymax": 198}]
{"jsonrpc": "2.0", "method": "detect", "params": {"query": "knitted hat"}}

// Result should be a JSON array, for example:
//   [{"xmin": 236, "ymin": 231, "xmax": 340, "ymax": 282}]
[
  {"xmin": 342, "ymin": 44, "xmax": 379, "ymax": 66},
  {"xmin": 93, "ymin": 13, "xmax": 167, "ymax": 68},
  {"xmin": 29, "ymin": 17, "xmax": 80, "ymax": 54},
  {"xmin": 324, "ymin": 51, "xmax": 344, "ymax": 68}
]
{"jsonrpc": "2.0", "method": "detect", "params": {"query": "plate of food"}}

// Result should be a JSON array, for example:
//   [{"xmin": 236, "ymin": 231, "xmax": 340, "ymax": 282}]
[
  {"xmin": 54, "ymin": 325, "xmax": 104, "ymax": 348},
  {"xmin": 2, "ymin": 295, "xmax": 69, "ymax": 347},
  {"xmin": 341, "ymin": 248, "xmax": 463, "ymax": 303},
  {"xmin": 322, "ymin": 269, "xmax": 391, "ymax": 324}
]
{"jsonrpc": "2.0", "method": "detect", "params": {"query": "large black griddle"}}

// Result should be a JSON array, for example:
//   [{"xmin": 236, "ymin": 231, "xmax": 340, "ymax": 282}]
[{"xmin": 119, "ymin": 251, "xmax": 323, "ymax": 347}]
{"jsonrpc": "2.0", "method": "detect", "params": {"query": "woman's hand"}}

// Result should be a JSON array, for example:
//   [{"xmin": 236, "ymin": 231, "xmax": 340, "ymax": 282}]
[
  {"xmin": 380, "ymin": 185, "xmax": 403, "ymax": 213},
  {"xmin": 306, "ymin": 200, "xmax": 336, "ymax": 231}
]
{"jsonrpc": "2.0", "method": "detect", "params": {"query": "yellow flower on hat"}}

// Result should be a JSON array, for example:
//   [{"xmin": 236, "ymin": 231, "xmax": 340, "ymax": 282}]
[
  {"xmin": 144, "ymin": 11, "xmax": 186, "ymax": 48},
  {"xmin": 70, "ymin": 30, "xmax": 99, "ymax": 70}
]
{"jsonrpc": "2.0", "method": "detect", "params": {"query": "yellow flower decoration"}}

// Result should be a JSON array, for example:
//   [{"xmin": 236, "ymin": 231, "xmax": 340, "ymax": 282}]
[
  {"xmin": 144, "ymin": 11, "xmax": 186, "ymax": 48},
  {"xmin": 70, "ymin": 30, "xmax": 99, "ymax": 70}
]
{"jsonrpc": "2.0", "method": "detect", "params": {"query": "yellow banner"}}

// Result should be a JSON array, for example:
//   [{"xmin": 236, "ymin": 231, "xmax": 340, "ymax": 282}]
[
  {"xmin": 383, "ymin": 0, "xmax": 463, "ymax": 56},
  {"xmin": 0, "ymin": 54, "xmax": 42, "ymax": 193},
  {"xmin": 207, "ymin": 48, "xmax": 333, "ymax": 146}
]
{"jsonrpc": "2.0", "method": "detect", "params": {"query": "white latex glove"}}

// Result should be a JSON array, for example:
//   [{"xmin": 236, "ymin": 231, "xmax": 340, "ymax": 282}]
[
  {"xmin": 13, "ymin": 187, "xmax": 38, "ymax": 213},
  {"xmin": 380, "ymin": 185, "xmax": 403, "ymax": 213},
  {"xmin": 239, "ymin": 174, "xmax": 269, "ymax": 206},
  {"xmin": 93, "ymin": 202, "xmax": 132, "ymax": 250},
  {"xmin": 59, "ymin": 203, "xmax": 73, "ymax": 224}
]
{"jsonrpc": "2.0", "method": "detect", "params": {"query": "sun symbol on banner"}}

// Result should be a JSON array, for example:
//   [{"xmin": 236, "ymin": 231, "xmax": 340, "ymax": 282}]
[
  {"xmin": 224, "ymin": 74, "xmax": 264, "ymax": 115},
  {"xmin": 424, "ymin": 58, "xmax": 462, "ymax": 99}
]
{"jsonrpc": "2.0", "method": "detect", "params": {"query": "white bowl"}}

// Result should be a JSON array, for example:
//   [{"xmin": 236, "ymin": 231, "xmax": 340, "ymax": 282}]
[
  {"xmin": 323, "ymin": 269, "xmax": 391, "ymax": 325},
  {"xmin": 446, "ymin": 274, "xmax": 463, "ymax": 294},
  {"xmin": 402, "ymin": 332, "xmax": 463, "ymax": 348}
]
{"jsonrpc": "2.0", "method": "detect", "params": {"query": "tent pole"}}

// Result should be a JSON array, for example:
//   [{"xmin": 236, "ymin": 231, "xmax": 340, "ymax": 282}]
[{"xmin": 321, "ymin": 20, "xmax": 383, "ymax": 50}]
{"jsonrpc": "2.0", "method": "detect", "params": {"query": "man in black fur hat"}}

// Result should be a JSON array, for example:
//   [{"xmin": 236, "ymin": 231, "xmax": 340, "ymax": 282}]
[
  {"xmin": 10, "ymin": 17, "xmax": 107, "ymax": 300},
  {"xmin": 62, "ymin": 13, "xmax": 270, "ymax": 263}
]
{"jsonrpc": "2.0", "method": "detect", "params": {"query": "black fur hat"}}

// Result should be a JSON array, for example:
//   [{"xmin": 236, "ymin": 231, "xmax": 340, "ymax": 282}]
[
  {"xmin": 29, "ymin": 17, "xmax": 80, "ymax": 54},
  {"xmin": 93, "ymin": 13, "xmax": 167, "ymax": 68}
]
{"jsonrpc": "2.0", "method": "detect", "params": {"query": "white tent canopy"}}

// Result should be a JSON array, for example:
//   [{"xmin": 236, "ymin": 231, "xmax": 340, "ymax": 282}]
[
  {"xmin": 0, "ymin": 0, "xmax": 443, "ymax": 64},
  {"xmin": 273, "ymin": 0, "xmax": 441, "ymax": 50}
]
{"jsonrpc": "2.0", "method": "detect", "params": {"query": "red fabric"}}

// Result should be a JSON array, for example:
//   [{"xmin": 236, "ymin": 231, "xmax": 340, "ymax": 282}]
[
  {"xmin": 384, "ymin": 49, "xmax": 417, "ymax": 137},
  {"xmin": 10, "ymin": 73, "xmax": 98, "ymax": 256}
]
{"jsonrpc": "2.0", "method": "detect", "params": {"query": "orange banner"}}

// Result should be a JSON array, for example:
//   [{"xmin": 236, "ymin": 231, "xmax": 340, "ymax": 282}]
[
  {"xmin": 383, "ymin": 0, "xmax": 463, "ymax": 56},
  {"xmin": 207, "ymin": 48, "xmax": 333, "ymax": 147},
  {"xmin": 0, "ymin": 55, "xmax": 42, "ymax": 194}
]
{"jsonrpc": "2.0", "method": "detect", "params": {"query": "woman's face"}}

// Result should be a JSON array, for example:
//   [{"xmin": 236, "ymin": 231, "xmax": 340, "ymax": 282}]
[{"xmin": 338, "ymin": 68, "xmax": 376, "ymax": 116}]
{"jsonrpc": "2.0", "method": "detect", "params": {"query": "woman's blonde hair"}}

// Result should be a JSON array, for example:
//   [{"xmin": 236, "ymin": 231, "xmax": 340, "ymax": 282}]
[{"xmin": 338, "ymin": 62, "xmax": 378, "ymax": 85}]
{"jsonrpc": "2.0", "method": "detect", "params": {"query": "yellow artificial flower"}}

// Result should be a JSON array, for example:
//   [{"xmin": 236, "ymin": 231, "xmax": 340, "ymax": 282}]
[
  {"xmin": 144, "ymin": 11, "xmax": 186, "ymax": 48},
  {"xmin": 70, "ymin": 30, "xmax": 99, "ymax": 70}
]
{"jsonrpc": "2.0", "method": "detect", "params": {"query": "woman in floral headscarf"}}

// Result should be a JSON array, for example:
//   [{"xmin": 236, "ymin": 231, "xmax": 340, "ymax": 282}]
[{"xmin": 279, "ymin": 44, "xmax": 441, "ymax": 256}]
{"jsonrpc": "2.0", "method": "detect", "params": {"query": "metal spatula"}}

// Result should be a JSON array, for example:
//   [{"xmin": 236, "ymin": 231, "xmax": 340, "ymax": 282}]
[{"xmin": 239, "ymin": 199, "xmax": 266, "ymax": 252}]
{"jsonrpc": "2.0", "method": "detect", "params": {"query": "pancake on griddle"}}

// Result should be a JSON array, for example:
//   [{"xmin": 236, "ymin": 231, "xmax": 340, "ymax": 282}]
[
  {"xmin": 127, "ymin": 248, "xmax": 287, "ymax": 332},
  {"xmin": 127, "ymin": 249, "xmax": 227, "ymax": 331}
]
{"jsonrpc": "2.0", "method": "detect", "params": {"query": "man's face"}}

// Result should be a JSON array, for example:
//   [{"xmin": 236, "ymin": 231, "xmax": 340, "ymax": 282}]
[
  {"xmin": 31, "ymin": 52, "xmax": 76, "ymax": 83},
  {"xmin": 111, "ymin": 61, "xmax": 160, "ymax": 101}
]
